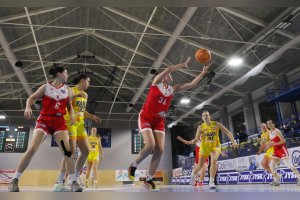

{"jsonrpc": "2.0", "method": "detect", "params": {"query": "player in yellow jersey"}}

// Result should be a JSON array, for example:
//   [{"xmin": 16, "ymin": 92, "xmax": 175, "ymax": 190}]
[
  {"xmin": 256, "ymin": 123, "xmax": 273, "ymax": 173},
  {"xmin": 85, "ymin": 127, "xmax": 103, "ymax": 188},
  {"xmin": 191, "ymin": 110, "xmax": 238, "ymax": 189},
  {"xmin": 54, "ymin": 74, "xmax": 101, "ymax": 192}
]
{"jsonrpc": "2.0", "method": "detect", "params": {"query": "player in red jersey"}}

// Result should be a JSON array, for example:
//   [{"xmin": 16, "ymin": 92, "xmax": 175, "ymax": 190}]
[
  {"xmin": 8, "ymin": 65, "xmax": 82, "ymax": 192},
  {"xmin": 265, "ymin": 120, "xmax": 300, "ymax": 186},
  {"xmin": 177, "ymin": 135, "xmax": 208, "ymax": 186},
  {"xmin": 127, "ymin": 57, "xmax": 210, "ymax": 190}
]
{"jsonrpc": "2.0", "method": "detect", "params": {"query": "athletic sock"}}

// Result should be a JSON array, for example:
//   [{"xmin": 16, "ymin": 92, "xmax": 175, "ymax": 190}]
[{"xmin": 13, "ymin": 171, "xmax": 22, "ymax": 180}]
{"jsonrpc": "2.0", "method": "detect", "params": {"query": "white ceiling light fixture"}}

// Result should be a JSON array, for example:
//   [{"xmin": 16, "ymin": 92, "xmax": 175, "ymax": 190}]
[
  {"xmin": 0, "ymin": 115, "xmax": 6, "ymax": 119},
  {"xmin": 228, "ymin": 58, "xmax": 243, "ymax": 67},
  {"xmin": 180, "ymin": 98, "xmax": 190, "ymax": 104}
]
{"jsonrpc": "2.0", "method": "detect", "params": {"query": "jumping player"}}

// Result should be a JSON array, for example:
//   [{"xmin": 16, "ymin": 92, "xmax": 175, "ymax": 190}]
[{"xmin": 127, "ymin": 57, "xmax": 211, "ymax": 190}]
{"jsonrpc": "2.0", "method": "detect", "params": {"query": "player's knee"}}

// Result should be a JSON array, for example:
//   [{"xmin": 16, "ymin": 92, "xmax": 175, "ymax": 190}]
[
  {"xmin": 154, "ymin": 145, "xmax": 164, "ymax": 155},
  {"xmin": 261, "ymin": 162, "xmax": 267, "ymax": 169},
  {"xmin": 81, "ymin": 147, "xmax": 90, "ymax": 157},
  {"xmin": 210, "ymin": 157, "xmax": 217, "ymax": 165},
  {"xmin": 60, "ymin": 140, "xmax": 72, "ymax": 157},
  {"xmin": 269, "ymin": 160, "xmax": 277, "ymax": 172},
  {"xmin": 27, "ymin": 145, "xmax": 38, "ymax": 155},
  {"xmin": 283, "ymin": 159, "xmax": 294, "ymax": 169},
  {"xmin": 145, "ymin": 143, "xmax": 155, "ymax": 151}
]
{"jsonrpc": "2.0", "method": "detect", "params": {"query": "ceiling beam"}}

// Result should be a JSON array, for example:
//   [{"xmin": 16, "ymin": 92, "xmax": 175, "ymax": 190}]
[
  {"xmin": 0, "ymin": 30, "xmax": 85, "ymax": 56},
  {"xmin": 217, "ymin": 7, "xmax": 296, "ymax": 40},
  {"xmin": 0, "ymin": 7, "xmax": 65, "ymax": 23}
]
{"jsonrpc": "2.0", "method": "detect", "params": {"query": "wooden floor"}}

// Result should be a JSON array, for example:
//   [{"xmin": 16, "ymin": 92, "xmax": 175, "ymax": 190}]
[{"xmin": 1, "ymin": 184, "xmax": 300, "ymax": 192}]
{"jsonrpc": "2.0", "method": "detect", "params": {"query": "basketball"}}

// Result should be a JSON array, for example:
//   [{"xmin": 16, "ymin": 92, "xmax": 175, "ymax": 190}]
[{"xmin": 195, "ymin": 48, "xmax": 211, "ymax": 64}]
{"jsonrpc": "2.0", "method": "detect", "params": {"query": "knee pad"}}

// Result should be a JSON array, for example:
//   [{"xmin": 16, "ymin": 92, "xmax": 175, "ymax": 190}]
[
  {"xmin": 60, "ymin": 140, "xmax": 72, "ymax": 157},
  {"xmin": 282, "ymin": 158, "xmax": 294, "ymax": 169}
]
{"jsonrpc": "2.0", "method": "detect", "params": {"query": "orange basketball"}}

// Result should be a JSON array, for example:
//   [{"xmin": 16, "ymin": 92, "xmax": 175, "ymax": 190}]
[{"xmin": 195, "ymin": 48, "xmax": 211, "ymax": 64}]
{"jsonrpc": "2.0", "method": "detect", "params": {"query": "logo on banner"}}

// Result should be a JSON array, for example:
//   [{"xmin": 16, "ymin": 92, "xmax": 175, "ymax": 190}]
[
  {"xmin": 227, "ymin": 173, "xmax": 239, "ymax": 184},
  {"xmin": 239, "ymin": 171, "xmax": 251, "ymax": 183},
  {"xmin": 263, "ymin": 171, "xmax": 273, "ymax": 183},
  {"xmin": 185, "ymin": 177, "xmax": 190, "ymax": 185},
  {"xmin": 218, "ymin": 174, "xmax": 228, "ymax": 184},
  {"xmin": 292, "ymin": 150, "xmax": 300, "ymax": 167},
  {"xmin": 279, "ymin": 169, "xmax": 298, "ymax": 182},
  {"xmin": 180, "ymin": 177, "xmax": 186, "ymax": 184},
  {"xmin": 171, "ymin": 178, "xmax": 176, "ymax": 184},
  {"xmin": 250, "ymin": 170, "xmax": 264, "ymax": 183},
  {"xmin": 217, "ymin": 159, "xmax": 235, "ymax": 171}
]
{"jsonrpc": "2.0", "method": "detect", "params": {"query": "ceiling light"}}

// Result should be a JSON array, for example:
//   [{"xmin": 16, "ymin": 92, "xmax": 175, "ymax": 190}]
[
  {"xmin": 180, "ymin": 98, "xmax": 190, "ymax": 104},
  {"xmin": 228, "ymin": 58, "xmax": 243, "ymax": 67},
  {"xmin": 0, "ymin": 115, "xmax": 6, "ymax": 119},
  {"xmin": 14, "ymin": 128, "xmax": 18, "ymax": 131}
]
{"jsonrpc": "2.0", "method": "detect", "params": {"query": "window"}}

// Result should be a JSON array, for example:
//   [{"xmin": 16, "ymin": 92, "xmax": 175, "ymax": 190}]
[
  {"xmin": 259, "ymin": 101, "xmax": 278, "ymax": 123},
  {"xmin": 132, "ymin": 129, "xmax": 144, "ymax": 154},
  {"xmin": 231, "ymin": 111, "xmax": 246, "ymax": 134}
]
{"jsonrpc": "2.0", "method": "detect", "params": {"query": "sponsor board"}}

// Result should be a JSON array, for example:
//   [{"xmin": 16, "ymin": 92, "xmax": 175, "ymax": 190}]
[
  {"xmin": 217, "ymin": 159, "xmax": 236, "ymax": 171},
  {"xmin": 227, "ymin": 173, "xmax": 239, "ymax": 184},
  {"xmin": 238, "ymin": 171, "xmax": 251, "ymax": 183},
  {"xmin": 291, "ymin": 150, "xmax": 300, "ymax": 167},
  {"xmin": 250, "ymin": 170, "xmax": 264, "ymax": 183},
  {"xmin": 173, "ymin": 146, "xmax": 300, "ymax": 185},
  {"xmin": 217, "ymin": 173, "xmax": 228, "ymax": 184},
  {"xmin": 0, "ymin": 169, "xmax": 15, "ymax": 184},
  {"xmin": 172, "ymin": 167, "xmax": 183, "ymax": 177}
]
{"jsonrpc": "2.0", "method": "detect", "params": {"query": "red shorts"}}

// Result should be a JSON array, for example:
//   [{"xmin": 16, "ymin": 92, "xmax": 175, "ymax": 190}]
[
  {"xmin": 195, "ymin": 146, "xmax": 209, "ymax": 165},
  {"xmin": 138, "ymin": 112, "xmax": 165, "ymax": 133},
  {"xmin": 35, "ymin": 115, "xmax": 67, "ymax": 135},
  {"xmin": 273, "ymin": 145, "xmax": 289, "ymax": 159}
]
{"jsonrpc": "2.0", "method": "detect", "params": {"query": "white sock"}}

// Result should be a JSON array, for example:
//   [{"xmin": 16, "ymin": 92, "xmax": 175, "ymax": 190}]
[
  {"xmin": 69, "ymin": 173, "xmax": 77, "ymax": 182},
  {"xmin": 132, "ymin": 162, "xmax": 138, "ymax": 168},
  {"xmin": 146, "ymin": 175, "xmax": 153, "ymax": 181},
  {"xmin": 57, "ymin": 173, "xmax": 65, "ymax": 184},
  {"xmin": 13, "ymin": 171, "xmax": 22, "ymax": 180},
  {"xmin": 209, "ymin": 177, "xmax": 214, "ymax": 182}
]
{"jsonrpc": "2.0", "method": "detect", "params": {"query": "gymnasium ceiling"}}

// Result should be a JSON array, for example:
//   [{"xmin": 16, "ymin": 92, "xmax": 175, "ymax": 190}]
[{"xmin": 0, "ymin": 7, "xmax": 300, "ymax": 127}]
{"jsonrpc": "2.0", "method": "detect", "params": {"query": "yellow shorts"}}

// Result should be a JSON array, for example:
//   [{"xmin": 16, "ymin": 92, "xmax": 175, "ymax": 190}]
[
  {"xmin": 87, "ymin": 150, "xmax": 99, "ymax": 162},
  {"xmin": 66, "ymin": 120, "xmax": 87, "ymax": 140},
  {"xmin": 265, "ymin": 147, "xmax": 274, "ymax": 158},
  {"xmin": 199, "ymin": 143, "xmax": 221, "ymax": 157}
]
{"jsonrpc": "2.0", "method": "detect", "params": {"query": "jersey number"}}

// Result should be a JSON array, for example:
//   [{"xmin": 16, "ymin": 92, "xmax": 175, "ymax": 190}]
[
  {"xmin": 158, "ymin": 97, "xmax": 167, "ymax": 105},
  {"xmin": 55, "ymin": 102, "xmax": 61, "ymax": 109}
]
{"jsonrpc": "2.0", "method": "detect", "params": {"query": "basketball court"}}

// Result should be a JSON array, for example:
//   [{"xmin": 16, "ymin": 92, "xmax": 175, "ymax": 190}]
[{"xmin": 0, "ymin": 0, "xmax": 300, "ymax": 196}]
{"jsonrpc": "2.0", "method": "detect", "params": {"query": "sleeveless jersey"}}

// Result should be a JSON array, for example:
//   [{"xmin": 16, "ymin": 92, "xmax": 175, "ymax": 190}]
[
  {"xmin": 65, "ymin": 87, "xmax": 87, "ymax": 121},
  {"xmin": 260, "ymin": 130, "xmax": 271, "ymax": 144},
  {"xmin": 200, "ymin": 121, "xmax": 220, "ymax": 147},
  {"xmin": 88, "ymin": 135, "xmax": 100, "ymax": 151},
  {"xmin": 141, "ymin": 83, "xmax": 174, "ymax": 118},
  {"xmin": 269, "ymin": 129, "xmax": 286, "ymax": 150},
  {"xmin": 40, "ymin": 83, "xmax": 69, "ymax": 116}
]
